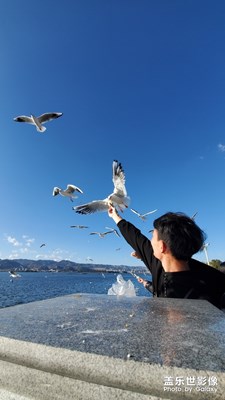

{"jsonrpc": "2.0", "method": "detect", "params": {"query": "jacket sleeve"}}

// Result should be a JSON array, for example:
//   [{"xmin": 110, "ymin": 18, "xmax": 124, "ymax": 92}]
[
  {"xmin": 117, "ymin": 219, "xmax": 155, "ymax": 273},
  {"xmin": 144, "ymin": 281, "xmax": 153, "ymax": 293}
]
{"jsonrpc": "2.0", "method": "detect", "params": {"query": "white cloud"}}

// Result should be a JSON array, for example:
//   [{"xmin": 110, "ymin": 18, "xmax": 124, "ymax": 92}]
[
  {"xmin": 22, "ymin": 235, "xmax": 35, "ymax": 245},
  {"xmin": 218, "ymin": 143, "xmax": 225, "ymax": 152},
  {"xmin": 25, "ymin": 238, "xmax": 35, "ymax": 247},
  {"xmin": 19, "ymin": 247, "xmax": 29, "ymax": 254},
  {"xmin": 8, "ymin": 251, "xmax": 20, "ymax": 259},
  {"xmin": 34, "ymin": 248, "xmax": 74, "ymax": 262},
  {"xmin": 6, "ymin": 236, "xmax": 21, "ymax": 247},
  {"xmin": 6, "ymin": 234, "xmax": 35, "ymax": 248},
  {"xmin": 4, "ymin": 233, "xmax": 37, "ymax": 259},
  {"xmin": 4, "ymin": 234, "xmax": 74, "ymax": 262}
]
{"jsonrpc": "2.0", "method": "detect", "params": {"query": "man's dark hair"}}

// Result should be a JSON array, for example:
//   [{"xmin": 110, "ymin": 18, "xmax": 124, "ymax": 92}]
[{"xmin": 153, "ymin": 212, "xmax": 206, "ymax": 261}]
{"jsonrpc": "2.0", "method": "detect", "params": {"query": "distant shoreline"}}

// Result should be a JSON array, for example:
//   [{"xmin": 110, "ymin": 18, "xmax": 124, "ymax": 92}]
[
  {"xmin": 0, "ymin": 258, "xmax": 148, "ymax": 275},
  {"xmin": 0, "ymin": 269, "xmax": 148, "ymax": 274}
]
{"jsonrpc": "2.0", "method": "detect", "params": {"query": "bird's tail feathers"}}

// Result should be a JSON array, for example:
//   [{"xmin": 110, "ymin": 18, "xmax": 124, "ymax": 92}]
[{"xmin": 37, "ymin": 125, "xmax": 46, "ymax": 133}]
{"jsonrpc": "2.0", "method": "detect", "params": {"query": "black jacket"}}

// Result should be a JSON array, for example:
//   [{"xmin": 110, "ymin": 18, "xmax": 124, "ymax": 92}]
[{"xmin": 118, "ymin": 219, "xmax": 225, "ymax": 309}]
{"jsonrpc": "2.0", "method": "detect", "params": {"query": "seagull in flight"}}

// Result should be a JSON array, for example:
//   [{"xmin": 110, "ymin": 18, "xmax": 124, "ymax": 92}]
[
  {"xmin": 9, "ymin": 271, "xmax": 21, "ymax": 279},
  {"xmin": 105, "ymin": 227, "xmax": 121, "ymax": 237},
  {"xmin": 130, "ymin": 208, "xmax": 158, "ymax": 221},
  {"xmin": 53, "ymin": 184, "xmax": 83, "ymax": 202},
  {"xmin": 13, "ymin": 112, "xmax": 63, "ymax": 132},
  {"xmin": 70, "ymin": 225, "xmax": 89, "ymax": 229},
  {"xmin": 73, "ymin": 160, "xmax": 130, "ymax": 214},
  {"xmin": 89, "ymin": 231, "xmax": 115, "ymax": 238}
]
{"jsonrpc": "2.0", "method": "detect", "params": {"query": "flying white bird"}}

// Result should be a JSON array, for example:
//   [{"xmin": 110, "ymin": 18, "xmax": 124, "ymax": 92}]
[
  {"xmin": 89, "ymin": 231, "xmax": 115, "ymax": 238},
  {"xmin": 70, "ymin": 225, "xmax": 89, "ymax": 229},
  {"xmin": 53, "ymin": 184, "xmax": 83, "ymax": 202},
  {"xmin": 105, "ymin": 227, "xmax": 121, "ymax": 237},
  {"xmin": 130, "ymin": 208, "xmax": 158, "ymax": 221},
  {"xmin": 9, "ymin": 271, "xmax": 21, "ymax": 279},
  {"xmin": 13, "ymin": 112, "xmax": 63, "ymax": 132},
  {"xmin": 73, "ymin": 160, "xmax": 130, "ymax": 214}
]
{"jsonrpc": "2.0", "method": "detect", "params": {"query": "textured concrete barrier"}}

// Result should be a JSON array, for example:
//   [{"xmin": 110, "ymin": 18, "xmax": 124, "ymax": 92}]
[{"xmin": 0, "ymin": 294, "xmax": 224, "ymax": 399}]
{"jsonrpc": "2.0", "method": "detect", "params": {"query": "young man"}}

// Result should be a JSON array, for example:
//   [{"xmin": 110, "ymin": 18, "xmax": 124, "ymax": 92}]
[{"xmin": 108, "ymin": 206, "xmax": 225, "ymax": 309}]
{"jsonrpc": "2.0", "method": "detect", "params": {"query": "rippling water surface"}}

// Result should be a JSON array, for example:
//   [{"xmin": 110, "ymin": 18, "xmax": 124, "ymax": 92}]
[{"xmin": 0, "ymin": 272, "xmax": 151, "ymax": 308}]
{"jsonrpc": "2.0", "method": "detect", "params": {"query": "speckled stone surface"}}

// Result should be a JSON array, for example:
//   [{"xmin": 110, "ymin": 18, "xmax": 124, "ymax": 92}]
[{"xmin": 0, "ymin": 294, "xmax": 225, "ymax": 372}]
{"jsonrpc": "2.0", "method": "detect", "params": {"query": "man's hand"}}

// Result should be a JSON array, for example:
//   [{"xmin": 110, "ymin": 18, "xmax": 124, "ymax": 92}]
[
  {"xmin": 108, "ymin": 203, "xmax": 122, "ymax": 224},
  {"xmin": 137, "ymin": 277, "xmax": 149, "ymax": 288},
  {"xmin": 131, "ymin": 251, "xmax": 142, "ymax": 260}
]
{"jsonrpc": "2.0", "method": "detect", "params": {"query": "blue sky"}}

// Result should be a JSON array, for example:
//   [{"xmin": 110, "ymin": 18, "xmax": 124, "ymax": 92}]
[{"xmin": 0, "ymin": 0, "xmax": 225, "ymax": 267}]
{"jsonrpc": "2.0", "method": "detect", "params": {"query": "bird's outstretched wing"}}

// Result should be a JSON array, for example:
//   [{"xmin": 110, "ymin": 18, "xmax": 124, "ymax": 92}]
[
  {"xmin": 105, "ymin": 227, "xmax": 121, "ymax": 237},
  {"xmin": 142, "ymin": 209, "xmax": 158, "ymax": 217},
  {"xmin": 38, "ymin": 112, "xmax": 63, "ymax": 124},
  {"xmin": 112, "ymin": 160, "xmax": 127, "ymax": 196},
  {"xmin": 103, "ymin": 231, "xmax": 114, "ymax": 236},
  {"xmin": 66, "ymin": 184, "xmax": 83, "ymax": 194},
  {"xmin": 130, "ymin": 208, "xmax": 141, "ymax": 217},
  {"xmin": 14, "ymin": 115, "xmax": 33, "ymax": 124},
  {"xmin": 73, "ymin": 200, "xmax": 108, "ymax": 214}
]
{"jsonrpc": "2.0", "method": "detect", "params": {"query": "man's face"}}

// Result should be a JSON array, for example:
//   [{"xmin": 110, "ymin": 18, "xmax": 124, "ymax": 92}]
[{"xmin": 151, "ymin": 229, "xmax": 163, "ymax": 260}]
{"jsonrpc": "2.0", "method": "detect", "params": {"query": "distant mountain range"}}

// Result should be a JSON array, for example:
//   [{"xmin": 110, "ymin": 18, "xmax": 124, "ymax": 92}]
[{"xmin": 0, "ymin": 258, "xmax": 147, "ymax": 274}]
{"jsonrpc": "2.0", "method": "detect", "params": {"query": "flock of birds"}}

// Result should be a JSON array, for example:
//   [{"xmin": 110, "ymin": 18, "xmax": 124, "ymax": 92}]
[
  {"xmin": 13, "ymin": 111, "xmax": 158, "ymax": 222},
  {"xmin": 11, "ymin": 111, "xmax": 159, "ymax": 275}
]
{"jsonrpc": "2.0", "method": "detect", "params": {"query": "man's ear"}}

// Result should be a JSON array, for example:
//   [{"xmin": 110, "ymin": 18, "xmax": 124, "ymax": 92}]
[{"xmin": 161, "ymin": 241, "xmax": 167, "ymax": 254}]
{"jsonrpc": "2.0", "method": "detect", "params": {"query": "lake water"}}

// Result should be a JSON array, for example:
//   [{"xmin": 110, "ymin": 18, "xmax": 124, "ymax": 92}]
[{"xmin": 0, "ymin": 272, "xmax": 152, "ymax": 308}]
